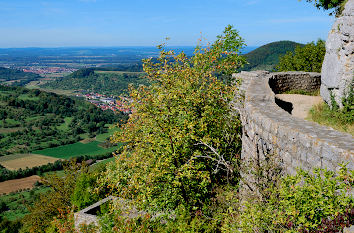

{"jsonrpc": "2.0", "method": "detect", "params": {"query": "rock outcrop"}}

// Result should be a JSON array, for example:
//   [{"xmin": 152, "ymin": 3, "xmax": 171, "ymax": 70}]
[{"xmin": 321, "ymin": 0, "xmax": 354, "ymax": 107}]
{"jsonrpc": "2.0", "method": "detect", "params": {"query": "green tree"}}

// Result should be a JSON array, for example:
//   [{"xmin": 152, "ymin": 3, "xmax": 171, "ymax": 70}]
[
  {"xmin": 276, "ymin": 39, "xmax": 326, "ymax": 73},
  {"xmin": 99, "ymin": 25, "xmax": 245, "ymax": 212},
  {"xmin": 300, "ymin": 0, "xmax": 347, "ymax": 16},
  {"xmin": 71, "ymin": 170, "xmax": 100, "ymax": 210},
  {"xmin": 21, "ymin": 161, "xmax": 84, "ymax": 233}
]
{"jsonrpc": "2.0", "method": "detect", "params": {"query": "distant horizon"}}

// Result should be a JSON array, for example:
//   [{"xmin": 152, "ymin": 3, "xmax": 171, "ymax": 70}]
[
  {"xmin": 0, "ymin": 0, "xmax": 333, "ymax": 48},
  {"xmin": 0, "ymin": 45, "xmax": 259, "ymax": 49}
]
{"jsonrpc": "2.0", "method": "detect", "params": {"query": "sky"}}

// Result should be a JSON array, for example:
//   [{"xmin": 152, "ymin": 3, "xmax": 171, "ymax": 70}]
[{"xmin": 0, "ymin": 0, "xmax": 335, "ymax": 48}]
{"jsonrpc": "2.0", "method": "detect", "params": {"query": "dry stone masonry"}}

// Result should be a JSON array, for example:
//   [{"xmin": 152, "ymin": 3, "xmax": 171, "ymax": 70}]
[
  {"xmin": 233, "ymin": 71, "xmax": 354, "ymax": 174},
  {"xmin": 321, "ymin": 0, "xmax": 354, "ymax": 107}
]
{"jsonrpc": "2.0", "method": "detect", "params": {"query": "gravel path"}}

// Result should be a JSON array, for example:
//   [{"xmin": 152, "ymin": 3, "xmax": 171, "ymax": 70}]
[{"xmin": 275, "ymin": 94, "xmax": 323, "ymax": 119}]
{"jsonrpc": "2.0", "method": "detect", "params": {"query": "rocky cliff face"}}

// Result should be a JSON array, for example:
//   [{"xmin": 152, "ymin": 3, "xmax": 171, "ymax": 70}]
[{"xmin": 321, "ymin": 0, "xmax": 354, "ymax": 107}]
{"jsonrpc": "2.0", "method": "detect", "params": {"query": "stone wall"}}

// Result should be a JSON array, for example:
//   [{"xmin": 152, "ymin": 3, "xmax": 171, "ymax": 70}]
[
  {"xmin": 234, "ymin": 71, "xmax": 354, "ymax": 175},
  {"xmin": 268, "ymin": 72, "xmax": 321, "ymax": 94},
  {"xmin": 74, "ymin": 196, "xmax": 116, "ymax": 230}
]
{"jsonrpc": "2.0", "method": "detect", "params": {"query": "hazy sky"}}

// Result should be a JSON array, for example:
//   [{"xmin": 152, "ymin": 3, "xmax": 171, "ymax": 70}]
[{"xmin": 0, "ymin": 0, "xmax": 335, "ymax": 48}]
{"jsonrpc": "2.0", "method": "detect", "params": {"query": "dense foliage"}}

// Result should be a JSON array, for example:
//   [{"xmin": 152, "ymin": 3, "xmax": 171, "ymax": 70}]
[
  {"xmin": 302, "ymin": 0, "xmax": 348, "ymax": 16},
  {"xmin": 0, "ymin": 186, "xmax": 50, "ymax": 232},
  {"xmin": 235, "ymin": 162, "xmax": 353, "ymax": 232},
  {"xmin": 276, "ymin": 39, "xmax": 326, "ymax": 73},
  {"xmin": 99, "ymin": 25, "xmax": 246, "ymax": 213},
  {"xmin": 0, "ymin": 85, "xmax": 127, "ymax": 155},
  {"xmin": 241, "ymin": 41, "xmax": 302, "ymax": 71},
  {"xmin": 0, "ymin": 67, "xmax": 41, "ymax": 86},
  {"xmin": 41, "ymin": 68, "xmax": 149, "ymax": 96},
  {"xmin": 20, "ymin": 161, "xmax": 89, "ymax": 232}
]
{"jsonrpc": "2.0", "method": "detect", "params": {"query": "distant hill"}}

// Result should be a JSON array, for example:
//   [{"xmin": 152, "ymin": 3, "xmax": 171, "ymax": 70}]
[
  {"xmin": 0, "ymin": 67, "xmax": 41, "ymax": 86},
  {"xmin": 241, "ymin": 41, "xmax": 303, "ymax": 71},
  {"xmin": 41, "ymin": 67, "xmax": 149, "ymax": 96}
]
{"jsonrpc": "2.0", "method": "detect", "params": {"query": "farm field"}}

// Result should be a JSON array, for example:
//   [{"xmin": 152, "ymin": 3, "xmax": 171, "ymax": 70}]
[
  {"xmin": 0, "ymin": 175, "xmax": 41, "ymax": 195},
  {"xmin": 33, "ymin": 141, "xmax": 119, "ymax": 159},
  {"xmin": 0, "ymin": 154, "xmax": 59, "ymax": 170}
]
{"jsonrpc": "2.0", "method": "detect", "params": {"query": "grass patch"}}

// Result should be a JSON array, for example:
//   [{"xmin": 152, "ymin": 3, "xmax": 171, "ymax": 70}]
[
  {"xmin": 308, "ymin": 102, "xmax": 353, "ymax": 135},
  {"xmin": 95, "ymin": 126, "xmax": 121, "ymax": 142},
  {"xmin": 33, "ymin": 141, "xmax": 119, "ymax": 159},
  {"xmin": 25, "ymin": 116, "xmax": 43, "ymax": 123},
  {"xmin": 41, "ymin": 169, "xmax": 65, "ymax": 178},
  {"xmin": 0, "ymin": 118, "xmax": 21, "ymax": 128},
  {"xmin": 282, "ymin": 89, "xmax": 320, "ymax": 96},
  {"xmin": 18, "ymin": 94, "xmax": 40, "ymax": 101},
  {"xmin": 57, "ymin": 117, "xmax": 73, "ymax": 131}
]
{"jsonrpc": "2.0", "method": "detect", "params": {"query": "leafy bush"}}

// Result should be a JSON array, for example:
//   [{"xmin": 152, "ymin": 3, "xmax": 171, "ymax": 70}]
[
  {"xmin": 232, "ymin": 164, "xmax": 353, "ymax": 232},
  {"xmin": 99, "ymin": 25, "xmax": 246, "ymax": 213},
  {"xmin": 99, "ymin": 205, "xmax": 220, "ymax": 233},
  {"xmin": 71, "ymin": 170, "xmax": 100, "ymax": 210}
]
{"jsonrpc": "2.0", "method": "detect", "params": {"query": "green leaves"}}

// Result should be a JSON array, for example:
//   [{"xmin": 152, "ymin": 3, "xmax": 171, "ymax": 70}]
[
  {"xmin": 300, "ymin": 0, "xmax": 347, "ymax": 16},
  {"xmin": 235, "ymin": 163, "xmax": 353, "ymax": 232},
  {"xmin": 276, "ymin": 39, "xmax": 325, "ymax": 73},
  {"xmin": 99, "ymin": 25, "xmax": 244, "ymax": 212}
]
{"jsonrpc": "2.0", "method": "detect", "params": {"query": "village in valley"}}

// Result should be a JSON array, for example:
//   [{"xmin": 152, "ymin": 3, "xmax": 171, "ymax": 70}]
[{"xmin": 77, "ymin": 92, "xmax": 132, "ymax": 114}]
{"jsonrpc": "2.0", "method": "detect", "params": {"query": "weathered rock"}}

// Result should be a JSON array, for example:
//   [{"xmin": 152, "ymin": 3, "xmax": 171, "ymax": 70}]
[{"xmin": 321, "ymin": 0, "xmax": 354, "ymax": 107}]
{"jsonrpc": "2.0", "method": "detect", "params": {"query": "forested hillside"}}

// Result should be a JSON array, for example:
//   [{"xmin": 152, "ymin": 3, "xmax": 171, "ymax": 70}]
[
  {"xmin": 0, "ymin": 85, "xmax": 128, "ymax": 155},
  {"xmin": 0, "ymin": 67, "xmax": 41, "ymax": 86},
  {"xmin": 41, "ymin": 68, "xmax": 148, "ymax": 96},
  {"xmin": 241, "ymin": 40, "xmax": 303, "ymax": 71}
]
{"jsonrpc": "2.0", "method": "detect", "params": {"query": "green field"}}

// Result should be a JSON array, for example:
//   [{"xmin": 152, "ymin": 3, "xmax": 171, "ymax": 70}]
[
  {"xmin": 57, "ymin": 117, "xmax": 73, "ymax": 131},
  {"xmin": 18, "ymin": 94, "xmax": 40, "ymax": 101},
  {"xmin": 95, "ymin": 126, "xmax": 120, "ymax": 142},
  {"xmin": 32, "ymin": 141, "xmax": 120, "ymax": 159}
]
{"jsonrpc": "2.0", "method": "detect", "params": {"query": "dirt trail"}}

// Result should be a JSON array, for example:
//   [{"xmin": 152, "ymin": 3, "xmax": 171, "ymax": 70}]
[{"xmin": 275, "ymin": 94, "xmax": 323, "ymax": 119}]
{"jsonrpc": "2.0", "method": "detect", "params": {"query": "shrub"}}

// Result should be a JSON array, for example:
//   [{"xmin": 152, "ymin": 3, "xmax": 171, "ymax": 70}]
[
  {"xmin": 99, "ymin": 25, "xmax": 246, "ymax": 212},
  {"xmin": 232, "ymin": 163, "xmax": 353, "ymax": 232}
]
